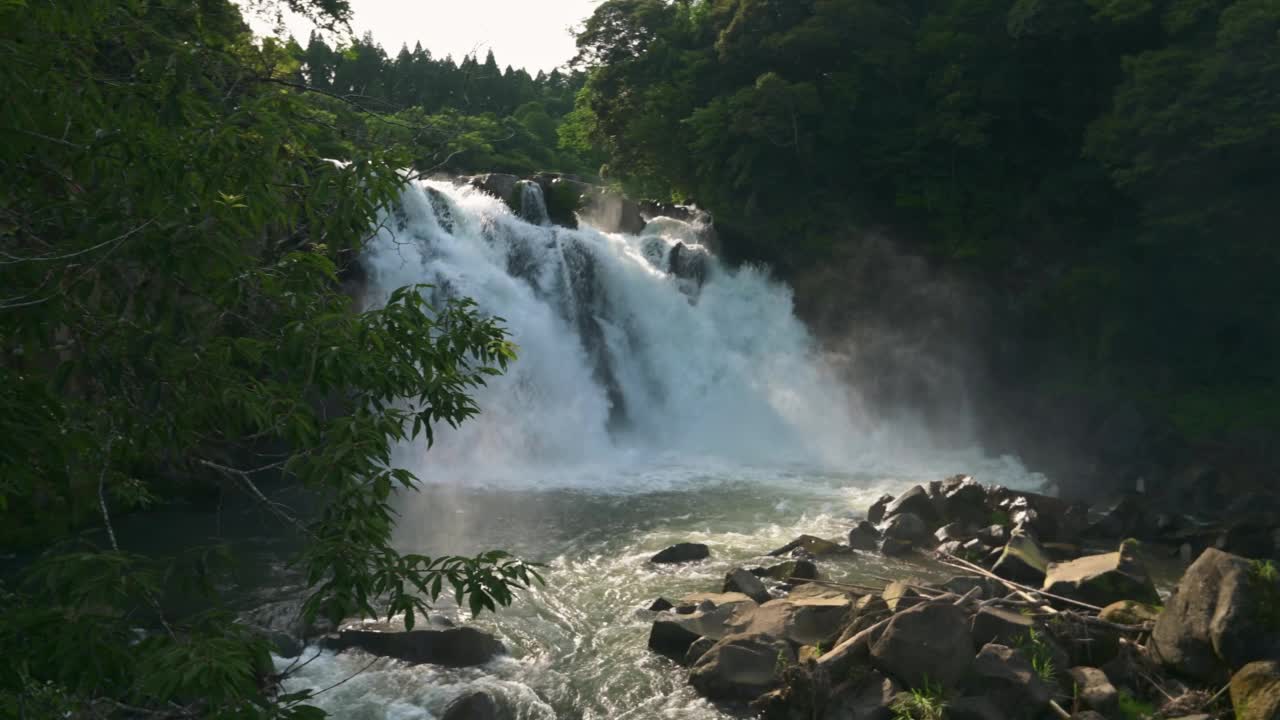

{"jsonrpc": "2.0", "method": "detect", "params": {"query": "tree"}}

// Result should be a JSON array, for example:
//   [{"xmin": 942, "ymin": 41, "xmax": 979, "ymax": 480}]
[{"xmin": 0, "ymin": 0, "xmax": 539, "ymax": 716}]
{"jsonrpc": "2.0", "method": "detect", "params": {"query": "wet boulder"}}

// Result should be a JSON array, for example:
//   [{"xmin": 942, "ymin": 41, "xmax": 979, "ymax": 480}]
[
  {"xmin": 1151, "ymin": 548, "xmax": 1280, "ymax": 680},
  {"xmin": 880, "ymin": 512, "xmax": 935, "ymax": 556},
  {"xmin": 1230, "ymin": 660, "xmax": 1280, "ymax": 720},
  {"xmin": 441, "ymin": 690, "xmax": 512, "ymax": 720},
  {"xmin": 648, "ymin": 616, "xmax": 703, "ymax": 662},
  {"xmin": 883, "ymin": 485, "xmax": 941, "ymax": 528},
  {"xmin": 651, "ymin": 542, "xmax": 710, "ymax": 564},
  {"xmin": 868, "ymin": 494, "xmax": 895, "ymax": 524},
  {"xmin": 941, "ymin": 476, "xmax": 992, "ymax": 528},
  {"xmin": 689, "ymin": 632, "xmax": 795, "ymax": 701},
  {"xmin": 685, "ymin": 636, "xmax": 717, "ymax": 666},
  {"xmin": 849, "ymin": 520, "xmax": 882, "ymax": 551},
  {"xmin": 870, "ymin": 601, "xmax": 975, "ymax": 689},
  {"xmin": 769, "ymin": 534, "xmax": 850, "ymax": 557},
  {"xmin": 725, "ymin": 568, "xmax": 772, "ymax": 604},
  {"xmin": 992, "ymin": 531, "xmax": 1050, "ymax": 585},
  {"xmin": 648, "ymin": 597, "xmax": 674, "ymax": 612},
  {"xmin": 1042, "ymin": 540, "xmax": 1161, "ymax": 607},
  {"xmin": 836, "ymin": 594, "xmax": 892, "ymax": 645},
  {"xmin": 826, "ymin": 671, "xmax": 902, "ymax": 720},
  {"xmin": 754, "ymin": 559, "xmax": 819, "ymax": 583},
  {"xmin": 465, "ymin": 173, "xmax": 520, "ymax": 209},
  {"xmin": 322, "ymin": 626, "xmax": 503, "ymax": 667}
]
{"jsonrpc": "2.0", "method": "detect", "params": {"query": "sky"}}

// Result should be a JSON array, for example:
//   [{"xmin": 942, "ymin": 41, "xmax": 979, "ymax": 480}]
[{"xmin": 243, "ymin": 0, "xmax": 600, "ymax": 73}]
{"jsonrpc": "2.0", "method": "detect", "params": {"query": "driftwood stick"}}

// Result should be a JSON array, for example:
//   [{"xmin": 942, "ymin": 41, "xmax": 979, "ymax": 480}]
[
  {"xmin": 934, "ymin": 551, "xmax": 1103, "ymax": 612},
  {"xmin": 1048, "ymin": 700, "xmax": 1071, "ymax": 720}
]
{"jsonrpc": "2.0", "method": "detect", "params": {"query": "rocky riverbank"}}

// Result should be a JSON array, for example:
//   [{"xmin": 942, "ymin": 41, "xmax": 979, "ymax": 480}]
[{"xmin": 643, "ymin": 475, "xmax": 1280, "ymax": 719}]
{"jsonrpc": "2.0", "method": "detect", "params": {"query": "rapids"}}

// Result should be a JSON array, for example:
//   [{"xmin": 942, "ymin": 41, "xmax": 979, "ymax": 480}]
[{"xmin": 276, "ymin": 179, "xmax": 1044, "ymax": 718}]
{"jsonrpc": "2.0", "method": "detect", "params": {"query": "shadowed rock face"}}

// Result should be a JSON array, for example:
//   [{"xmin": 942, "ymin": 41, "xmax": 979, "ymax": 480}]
[
  {"xmin": 322, "ymin": 626, "xmax": 504, "ymax": 667},
  {"xmin": 1152, "ymin": 548, "xmax": 1280, "ymax": 681},
  {"xmin": 689, "ymin": 631, "xmax": 795, "ymax": 701},
  {"xmin": 1043, "ymin": 540, "xmax": 1160, "ymax": 607},
  {"xmin": 870, "ymin": 601, "xmax": 975, "ymax": 689}
]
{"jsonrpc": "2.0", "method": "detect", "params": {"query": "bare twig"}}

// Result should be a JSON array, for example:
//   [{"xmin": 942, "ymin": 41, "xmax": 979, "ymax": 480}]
[
  {"xmin": 934, "ymin": 551, "xmax": 1103, "ymax": 612},
  {"xmin": 196, "ymin": 458, "xmax": 312, "ymax": 537},
  {"xmin": 97, "ymin": 432, "xmax": 119, "ymax": 552}
]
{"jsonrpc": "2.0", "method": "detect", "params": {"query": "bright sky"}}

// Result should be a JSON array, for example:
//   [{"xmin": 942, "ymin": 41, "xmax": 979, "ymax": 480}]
[{"xmin": 243, "ymin": 0, "xmax": 600, "ymax": 73}]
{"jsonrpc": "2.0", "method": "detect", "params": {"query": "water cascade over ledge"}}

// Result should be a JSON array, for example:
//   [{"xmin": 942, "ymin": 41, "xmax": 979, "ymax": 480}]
[{"xmin": 280, "ymin": 177, "xmax": 1044, "ymax": 719}]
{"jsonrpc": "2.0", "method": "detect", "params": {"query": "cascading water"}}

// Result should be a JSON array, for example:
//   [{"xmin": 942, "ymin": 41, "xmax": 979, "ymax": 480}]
[{"xmin": 278, "ymin": 178, "xmax": 1043, "ymax": 719}]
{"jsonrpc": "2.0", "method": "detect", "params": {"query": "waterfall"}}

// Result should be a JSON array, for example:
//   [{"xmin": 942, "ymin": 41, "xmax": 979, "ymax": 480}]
[{"xmin": 360, "ymin": 179, "xmax": 900, "ymax": 486}]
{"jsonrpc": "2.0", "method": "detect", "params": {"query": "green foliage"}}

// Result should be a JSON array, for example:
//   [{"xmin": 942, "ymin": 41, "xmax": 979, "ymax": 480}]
[
  {"xmin": 0, "ymin": 0, "xmax": 537, "ymax": 716},
  {"xmin": 891, "ymin": 678, "xmax": 948, "ymax": 720},
  {"xmin": 1248, "ymin": 560, "xmax": 1280, "ymax": 631},
  {"xmin": 1016, "ymin": 628, "xmax": 1058, "ymax": 684},
  {"xmin": 1117, "ymin": 690, "xmax": 1157, "ymax": 720}
]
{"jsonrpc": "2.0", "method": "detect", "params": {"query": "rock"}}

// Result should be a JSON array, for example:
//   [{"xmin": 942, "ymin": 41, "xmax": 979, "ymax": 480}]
[
  {"xmin": 970, "ymin": 607, "xmax": 1036, "ymax": 647},
  {"xmin": 882, "ymin": 581, "xmax": 923, "ymax": 612},
  {"xmin": 992, "ymin": 532, "xmax": 1050, "ymax": 585},
  {"xmin": 787, "ymin": 583, "xmax": 852, "ymax": 601},
  {"xmin": 880, "ymin": 512, "xmax": 935, "ymax": 555},
  {"xmin": 1086, "ymin": 495, "xmax": 1148, "ymax": 539},
  {"xmin": 769, "ymin": 534, "xmax": 850, "ymax": 557},
  {"xmin": 870, "ymin": 601, "xmax": 975, "ymax": 689},
  {"xmin": 936, "ymin": 522, "xmax": 971, "ymax": 544},
  {"xmin": 1067, "ymin": 666, "xmax": 1118, "ymax": 716},
  {"xmin": 938, "ymin": 540, "xmax": 965, "ymax": 556},
  {"xmin": 689, "ymin": 632, "xmax": 795, "ymax": 701},
  {"xmin": 756, "ymin": 559, "xmax": 819, "ymax": 583},
  {"xmin": 819, "ymin": 622, "xmax": 881, "ymax": 681},
  {"xmin": 1099, "ymin": 600, "xmax": 1161, "ymax": 626},
  {"xmin": 827, "ymin": 672, "xmax": 902, "ymax": 720},
  {"xmin": 1151, "ymin": 548, "xmax": 1280, "ymax": 680},
  {"xmin": 263, "ymin": 630, "xmax": 302, "ymax": 659},
  {"xmin": 965, "ymin": 644, "xmax": 1052, "ymax": 717},
  {"xmin": 667, "ymin": 242, "xmax": 709, "ymax": 289},
  {"xmin": 648, "ymin": 616, "xmax": 703, "ymax": 662},
  {"xmin": 685, "ymin": 636, "xmax": 717, "ymax": 666},
  {"xmin": 850, "ymin": 521, "xmax": 882, "ymax": 551},
  {"xmin": 322, "ymin": 626, "xmax": 503, "ymax": 667},
  {"xmin": 868, "ymin": 494, "xmax": 895, "ymax": 524},
  {"xmin": 942, "ymin": 478, "xmax": 993, "ymax": 530},
  {"xmin": 946, "ymin": 696, "xmax": 1006, "ymax": 720},
  {"xmin": 648, "ymin": 597, "xmax": 674, "ymax": 612},
  {"xmin": 1230, "ymin": 660, "xmax": 1280, "ymax": 720},
  {"xmin": 942, "ymin": 575, "xmax": 1002, "ymax": 600},
  {"xmin": 1043, "ymin": 540, "xmax": 1161, "ymax": 606},
  {"xmin": 1217, "ymin": 521, "xmax": 1280, "ymax": 560},
  {"xmin": 465, "ymin": 173, "xmax": 519, "ymax": 208},
  {"xmin": 669, "ymin": 593, "xmax": 758, "ymax": 640},
  {"xmin": 580, "ymin": 190, "xmax": 645, "ymax": 234},
  {"xmin": 837, "ymin": 595, "xmax": 892, "ymax": 645},
  {"xmin": 978, "ymin": 525, "xmax": 1010, "ymax": 547},
  {"xmin": 883, "ymin": 485, "xmax": 941, "ymax": 528},
  {"xmin": 725, "ymin": 568, "xmax": 772, "ymax": 604},
  {"xmin": 1071, "ymin": 712, "xmax": 1108, "ymax": 720},
  {"xmin": 441, "ymin": 690, "xmax": 511, "ymax": 720},
  {"xmin": 729, "ymin": 596, "xmax": 852, "ymax": 646},
  {"xmin": 651, "ymin": 542, "xmax": 710, "ymax": 564}
]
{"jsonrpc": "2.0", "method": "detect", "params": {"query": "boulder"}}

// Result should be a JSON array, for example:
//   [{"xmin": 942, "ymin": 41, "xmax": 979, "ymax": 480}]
[
  {"xmin": 882, "ymin": 581, "xmax": 923, "ymax": 612},
  {"xmin": 648, "ymin": 597, "xmax": 674, "ymax": 612},
  {"xmin": 992, "ymin": 532, "xmax": 1050, "ymax": 585},
  {"xmin": 938, "ymin": 540, "xmax": 965, "ymax": 556},
  {"xmin": 826, "ymin": 672, "xmax": 902, "ymax": 720},
  {"xmin": 648, "ymin": 616, "xmax": 703, "ymax": 662},
  {"xmin": 868, "ymin": 494, "xmax": 895, "ymax": 524},
  {"xmin": 667, "ymin": 242, "xmax": 709, "ymax": 289},
  {"xmin": 1067, "ymin": 666, "xmax": 1118, "ymax": 716},
  {"xmin": 883, "ymin": 485, "xmax": 941, "ymax": 528},
  {"xmin": 689, "ymin": 632, "xmax": 795, "ymax": 701},
  {"xmin": 441, "ymin": 690, "xmax": 511, "ymax": 720},
  {"xmin": 978, "ymin": 524, "xmax": 1010, "ymax": 547},
  {"xmin": 870, "ymin": 601, "xmax": 975, "ymax": 689},
  {"xmin": 322, "ymin": 626, "xmax": 503, "ymax": 667},
  {"xmin": 819, "ymin": 623, "xmax": 881, "ymax": 681},
  {"xmin": 769, "ymin": 534, "xmax": 850, "ymax": 557},
  {"xmin": 1217, "ymin": 520, "xmax": 1280, "ymax": 560},
  {"xmin": 755, "ymin": 559, "xmax": 819, "ymax": 583},
  {"xmin": 936, "ymin": 522, "xmax": 972, "ymax": 544},
  {"xmin": 970, "ymin": 607, "xmax": 1036, "ymax": 647},
  {"xmin": 880, "ymin": 512, "xmax": 935, "ymax": 556},
  {"xmin": 728, "ymin": 595, "xmax": 852, "ymax": 647},
  {"xmin": 651, "ymin": 542, "xmax": 710, "ymax": 564},
  {"xmin": 1086, "ymin": 495, "xmax": 1148, "ymax": 539},
  {"xmin": 965, "ymin": 644, "xmax": 1052, "ymax": 717},
  {"xmin": 942, "ymin": 478, "xmax": 992, "ymax": 529},
  {"xmin": 685, "ymin": 636, "xmax": 717, "ymax": 666},
  {"xmin": 850, "ymin": 521, "xmax": 882, "ymax": 551},
  {"xmin": 1151, "ymin": 548, "xmax": 1280, "ymax": 680},
  {"xmin": 669, "ymin": 593, "xmax": 758, "ymax": 640},
  {"xmin": 465, "ymin": 173, "xmax": 519, "ymax": 208},
  {"xmin": 1099, "ymin": 600, "xmax": 1160, "ymax": 626},
  {"xmin": 1043, "ymin": 540, "xmax": 1161, "ymax": 607},
  {"xmin": 725, "ymin": 568, "xmax": 772, "ymax": 604},
  {"xmin": 941, "ymin": 575, "xmax": 1003, "ymax": 600},
  {"xmin": 580, "ymin": 190, "xmax": 645, "ymax": 234},
  {"xmin": 1230, "ymin": 660, "xmax": 1280, "ymax": 720}
]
